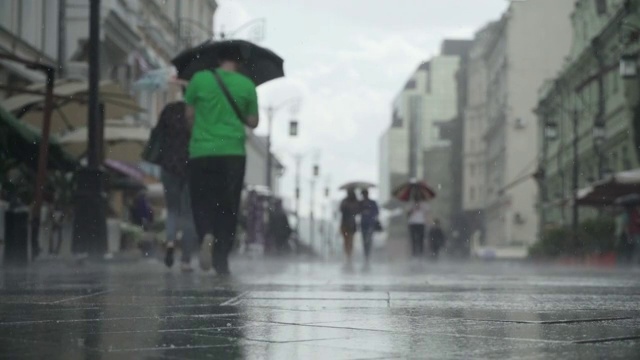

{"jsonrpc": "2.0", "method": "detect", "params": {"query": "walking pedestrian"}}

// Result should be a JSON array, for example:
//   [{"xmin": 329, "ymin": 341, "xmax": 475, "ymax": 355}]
[
  {"xmin": 185, "ymin": 46, "xmax": 259, "ymax": 275},
  {"xmin": 130, "ymin": 190, "xmax": 153, "ymax": 230},
  {"xmin": 428, "ymin": 218, "xmax": 446, "ymax": 260},
  {"xmin": 359, "ymin": 189, "xmax": 379, "ymax": 268},
  {"xmin": 267, "ymin": 199, "xmax": 292, "ymax": 255},
  {"xmin": 407, "ymin": 192, "xmax": 430, "ymax": 257},
  {"xmin": 340, "ymin": 189, "xmax": 360, "ymax": 268},
  {"xmin": 621, "ymin": 205, "xmax": 640, "ymax": 263},
  {"xmin": 157, "ymin": 101, "xmax": 197, "ymax": 272}
]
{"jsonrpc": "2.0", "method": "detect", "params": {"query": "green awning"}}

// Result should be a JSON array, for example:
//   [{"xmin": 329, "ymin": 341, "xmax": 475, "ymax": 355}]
[{"xmin": 0, "ymin": 104, "xmax": 77, "ymax": 171}]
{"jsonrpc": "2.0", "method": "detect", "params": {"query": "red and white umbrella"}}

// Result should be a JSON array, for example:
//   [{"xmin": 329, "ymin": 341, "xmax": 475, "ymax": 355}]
[{"xmin": 392, "ymin": 179, "xmax": 436, "ymax": 202}]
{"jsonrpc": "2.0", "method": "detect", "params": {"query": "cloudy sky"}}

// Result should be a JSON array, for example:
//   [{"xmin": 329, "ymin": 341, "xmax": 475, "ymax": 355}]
[{"xmin": 214, "ymin": 0, "xmax": 509, "ymax": 215}]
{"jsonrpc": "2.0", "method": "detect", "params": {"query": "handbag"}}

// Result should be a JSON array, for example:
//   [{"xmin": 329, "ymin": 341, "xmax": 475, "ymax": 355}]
[
  {"xmin": 141, "ymin": 122, "xmax": 164, "ymax": 165},
  {"xmin": 210, "ymin": 70, "xmax": 247, "ymax": 125},
  {"xmin": 374, "ymin": 219, "xmax": 383, "ymax": 232}
]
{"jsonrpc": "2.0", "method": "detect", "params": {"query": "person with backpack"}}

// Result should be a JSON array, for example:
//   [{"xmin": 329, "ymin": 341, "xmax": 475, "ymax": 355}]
[
  {"xmin": 184, "ymin": 46, "xmax": 259, "ymax": 275},
  {"xmin": 359, "ymin": 189, "xmax": 379, "ymax": 268},
  {"xmin": 340, "ymin": 189, "xmax": 360, "ymax": 270},
  {"xmin": 156, "ymin": 101, "xmax": 198, "ymax": 272},
  {"xmin": 622, "ymin": 205, "xmax": 640, "ymax": 263}
]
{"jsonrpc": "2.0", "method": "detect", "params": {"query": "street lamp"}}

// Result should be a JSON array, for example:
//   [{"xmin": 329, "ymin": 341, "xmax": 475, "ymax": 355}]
[
  {"xmin": 308, "ymin": 151, "xmax": 321, "ymax": 251},
  {"xmin": 544, "ymin": 121, "xmax": 558, "ymax": 141},
  {"xmin": 289, "ymin": 120, "xmax": 299, "ymax": 136},
  {"xmin": 264, "ymin": 97, "xmax": 302, "ymax": 191},
  {"xmin": 620, "ymin": 53, "xmax": 638, "ymax": 78},
  {"xmin": 219, "ymin": 18, "xmax": 266, "ymax": 42},
  {"xmin": 177, "ymin": 17, "xmax": 266, "ymax": 49}
]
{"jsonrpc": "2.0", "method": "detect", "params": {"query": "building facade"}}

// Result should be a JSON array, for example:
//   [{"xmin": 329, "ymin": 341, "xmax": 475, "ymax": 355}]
[
  {"xmin": 460, "ymin": 23, "xmax": 502, "ymax": 247},
  {"xmin": 537, "ymin": 0, "xmax": 640, "ymax": 227},
  {"xmin": 379, "ymin": 64, "xmax": 427, "ymax": 207},
  {"xmin": 482, "ymin": 0, "xmax": 574, "ymax": 248},
  {"xmin": 0, "ymin": 0, "xmax": 60, "ymax": 94}
]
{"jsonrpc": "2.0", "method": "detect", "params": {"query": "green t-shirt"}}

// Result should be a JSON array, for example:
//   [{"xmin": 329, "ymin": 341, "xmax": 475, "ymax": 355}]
[{"xmin": 184, "ymin": 69, "xmax": 258, "ymax": 158}]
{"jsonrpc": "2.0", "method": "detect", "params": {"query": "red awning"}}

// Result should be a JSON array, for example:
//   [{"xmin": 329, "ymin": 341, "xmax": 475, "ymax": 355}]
[{"xmin": 576, "ymin": 169, "xmax": 640, "ymax": 207}]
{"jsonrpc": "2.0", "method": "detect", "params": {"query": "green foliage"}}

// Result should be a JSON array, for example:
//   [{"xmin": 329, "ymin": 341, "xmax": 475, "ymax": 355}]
[
  {"xmin": 529, "ymin": 226, "xmax": 572, "ymax": 258},
  {"xmin": 579, "ymin": 217, "xmax": 616, "ymax": 254},
  {"xmin": 529, "ymin": 216, "xmax": 616, "ymax": 258}
]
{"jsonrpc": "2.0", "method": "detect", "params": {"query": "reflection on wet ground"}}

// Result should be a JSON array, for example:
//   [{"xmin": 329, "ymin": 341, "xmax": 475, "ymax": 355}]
[{"xmin": 1, "ymin": 258, "xmax": 639, "ymax": 359}]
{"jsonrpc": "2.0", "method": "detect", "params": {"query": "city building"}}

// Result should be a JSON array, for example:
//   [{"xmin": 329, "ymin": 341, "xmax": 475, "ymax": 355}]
[
  {"xmin": 460, "ymin": 23, "xmax": 501, "ymax": 248},
  {"xmin": 379, "ymin": 40, "xmax": 468, "ymax": 259},
  {"xmin": 379, "ymin": 63, "xmax": 429, "ymax": 207},
  {"xmin": 417, "ymin": 42, "xmax": 467, "ymax": 235},
  {"xmin": 482, "ymin": 0, "xmax": 574, "ymax": 250},
  {"xmin": 537, "ymin": 0, "xmax": 640, "ymax": 227},
  {"xmin": 0, "ymin": 0, "xmax": 60, "ymax": 94},
  {"xmin": 379, "ymin": 64, "xmax": 427, "ymax": 259},
  {"xmin": 431, "ymin": 40, "xmax": 472, "ymax": 254}
]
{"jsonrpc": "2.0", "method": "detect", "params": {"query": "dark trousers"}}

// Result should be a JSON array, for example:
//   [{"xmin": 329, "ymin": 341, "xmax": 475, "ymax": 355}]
[
  {"xmin": 189, "ymin": 156, "xmax": 246, "ymax": 259},
  {"xmin": 362, "ymin": 226, "xmax": 374, "ymax": 259},
  {"xmin": 409, "ymin": 224, "xmax": 425, "ymax": 256}
]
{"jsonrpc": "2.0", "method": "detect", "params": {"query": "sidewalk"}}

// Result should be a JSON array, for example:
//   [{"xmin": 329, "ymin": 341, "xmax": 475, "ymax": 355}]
[{"xmin": 1, "ymin": 258, "xmax": 639, "ymax": 359}]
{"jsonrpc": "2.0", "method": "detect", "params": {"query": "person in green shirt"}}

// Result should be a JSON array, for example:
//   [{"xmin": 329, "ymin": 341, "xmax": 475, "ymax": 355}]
[{"xmin": 184, "ymin": 46, "xmax": 259, "ymax": 275}]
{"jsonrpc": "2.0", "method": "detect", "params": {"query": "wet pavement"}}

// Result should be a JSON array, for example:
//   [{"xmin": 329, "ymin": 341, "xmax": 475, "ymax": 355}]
[{"xmin": 1, "ymin": 258, "xmax": 639, "ymax": 359}]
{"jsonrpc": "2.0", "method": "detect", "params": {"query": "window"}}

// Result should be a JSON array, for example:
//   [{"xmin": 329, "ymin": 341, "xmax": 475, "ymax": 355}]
[
  {"xmin": 470, "ymin": 187, "xmax": 476, "ymax": 202},
  {"xmin": 595, "ymin": 0, "xmax": 607, "ymax": 15},
  {"xmin": 0, "ymin": 0, "xmax": 13, "ymax": 29},
  {"xmin": 612, "ymin": 71, "xmax": 619, "ymax": 93},
  {"xmin": 19, "ymin": 0, "xmax": 41, "ymax": 48},
  {"xmin": 470, "ymin": 164, "xmax": 476, "ymax": 176}
]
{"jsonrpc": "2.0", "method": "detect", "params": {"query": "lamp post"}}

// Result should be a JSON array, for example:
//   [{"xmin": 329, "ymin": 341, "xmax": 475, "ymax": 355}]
[
  {"xmin": 264, "ymin": 97, "xmax": 302, "ymax": 191},
  {"xmin": 218, "ymin": 18, "xmax": 266, "ymax": 42},
  {"xmin": 293, "ymin": 153, "xmax": 305, "ymax": 235},
  {"xmin": 309, "ymin": 153, "xmax": 321, "ymax": 251},
  {"xmin": 571, "ymin": 109, "xmax": 580, "ymax": 249},
  {"xmin": 592, "ymin": 120, "xmax": 606, "ymax": 180},
  {"xmin": 323, "ymin": 176, "xmax": 331, "ymax": 259},
  {"xmin": 71, "ymin": 0, "xmax": 107, "ymax": 257},
  {"xmin": 537, "ymin": 116, "xmax": 557, "ymax": 237}
]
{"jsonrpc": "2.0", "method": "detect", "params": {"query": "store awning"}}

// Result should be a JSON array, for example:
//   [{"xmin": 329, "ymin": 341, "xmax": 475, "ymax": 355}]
[
  {"xmin": 1, "ymin": 80, "xmax": 143, "ymax": 136},
  {"xmin": 58, "ymin": 119, "xmax": 149, "ymax": 163},
  {"xmin": 576, "ymin": 169, "xmax": 640, "ymax": 207},
  {"xmin": 0, "ymin": 104, "xmax": 76, "ymax": 171}
]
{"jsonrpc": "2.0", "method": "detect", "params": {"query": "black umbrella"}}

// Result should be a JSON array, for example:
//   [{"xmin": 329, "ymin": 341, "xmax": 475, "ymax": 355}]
[{"xmin": 172, "ymin": 39, "xmax": 285, "ymax": 86}]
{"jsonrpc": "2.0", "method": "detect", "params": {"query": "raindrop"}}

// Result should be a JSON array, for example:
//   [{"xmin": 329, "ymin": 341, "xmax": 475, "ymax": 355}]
[{"xmin": 226, "ymin": 322, "xmax": 232, "ymax": 327}]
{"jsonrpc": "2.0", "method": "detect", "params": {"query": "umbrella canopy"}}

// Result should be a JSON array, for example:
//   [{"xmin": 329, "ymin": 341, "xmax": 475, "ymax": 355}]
[
  {"xmin": 339, "ymin": 181, "xmax": 376, "ymax": 190},
  {"xmin": 393, "ymin": 179, "xmax": 436, "ymax": 202},
  {"xmin": 172, "ymin": 39, "xmax": 285, "ymax": 86},
  {"xmin": 104, "ymin": 159, "xmax": 146, "ymax": 191},
  {"xmin": 59, "ymin": 120, "xmax": 150, "ymax": 163},
  {"xmin": 2, "ymin": 80, "xmax": 143, "ymax": 136},
  {"xmin": 0, "ymin": 104, "xmax": 76, "ymax": 171}
]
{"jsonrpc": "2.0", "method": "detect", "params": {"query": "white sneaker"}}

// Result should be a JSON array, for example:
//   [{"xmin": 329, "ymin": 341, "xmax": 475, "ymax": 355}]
[{"xmin": 199, "ymin": 234, "xmax": 214, "ymax": 271}]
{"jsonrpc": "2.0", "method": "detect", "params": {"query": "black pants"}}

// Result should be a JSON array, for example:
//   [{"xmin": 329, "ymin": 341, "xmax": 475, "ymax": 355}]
[
  {"xmin": 189, "ymin": 156, "xmax": 246, "ymax": 259},
  {"xmin": 409, "ymin": 224, "xmax": 425, "ymax": 256}
]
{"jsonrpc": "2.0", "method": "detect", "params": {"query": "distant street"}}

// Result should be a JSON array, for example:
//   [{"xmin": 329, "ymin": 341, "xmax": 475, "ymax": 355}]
[{"xmin": 1, "ymin": 258, "xmax": 639, "ymax": 359}]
